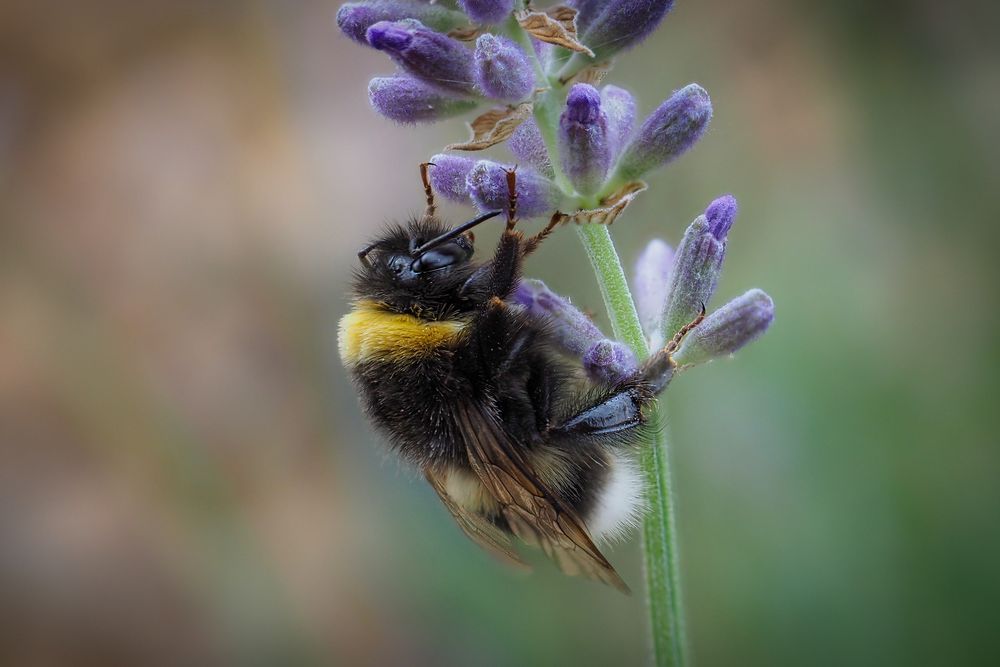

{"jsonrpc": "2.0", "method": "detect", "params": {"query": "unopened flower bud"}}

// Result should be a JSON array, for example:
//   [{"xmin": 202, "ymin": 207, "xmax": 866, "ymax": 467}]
[
  {"xmin": 559, "ymin": 84, "xmax": 611, "ymax": 196},
  {"xmin": 601, "ymin": 85, "xmax": 636, "ymax": 162},
  {"xmin": 513, "ymin": 279, "xmax": 638, "ymax": 384},
  {"xmin": 427, "ymin": 153, "xmax": 477, "ymax": 203},
  {"xmin": 569, "ymin": 0, "xmax": 606, "ymax": 35},
  {"xmin": 633, "ymin": 238, "xmax": 674, "ymax": 344},
  {"xmin": 673, "ymin": 289, "xmax": 774, "ymax": 366},
  {"xmin": 507, "ymin": 118, "xmax": 554, "ymax": 177},
  {"xmin": 466, "ymin": 161, "xmax": 560, "ymax": 218},
  {"xmin": 369, "ymin": 76, "xmax": 478, "ymax": 124},
  {"xmin": 583, "ymin": 340, "xmax": 639, "ymax": 385},
  {"xmin": 579, "ymin": 0, "xmax": 676, "ymax": 61},
  {"xmin": 661, "ymin": 194, "xmax": 736, "ymax": 338},
  {"xmin": 615, "ymin": 84, "xmax": 712, "ymax": 182},
  {"xmin": 367, "ymin": 20, "xmax": 475, "ymax": 95},
  {"xmin": 337, "ymin": 1, "xmax": 466, "ymax": 44},
  {"xmin": 473, "ymin": 34, "xmax": 534, "ymax": 102},
  {"xmin": 459, "ymin": 0, "xmax": 514, "ymax": 25}
]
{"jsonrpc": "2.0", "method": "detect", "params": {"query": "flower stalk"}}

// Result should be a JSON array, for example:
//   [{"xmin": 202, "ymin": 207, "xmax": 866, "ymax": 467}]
[{"xmin": 338, "ymin": 2, "xmax": 775, "ymax": 665}]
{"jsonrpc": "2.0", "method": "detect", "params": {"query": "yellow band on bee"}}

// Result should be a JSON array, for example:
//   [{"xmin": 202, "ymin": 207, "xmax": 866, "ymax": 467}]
[{"xmin": 338, "ymin": 300, "xmax": 466, "ymax": 366}]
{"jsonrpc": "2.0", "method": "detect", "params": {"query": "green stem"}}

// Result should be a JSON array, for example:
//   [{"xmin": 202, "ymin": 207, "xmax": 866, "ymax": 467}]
[
  {"xmin": 506, "ymin": 15, "xmax": 688, "ymax": 663},
  {"xmin": 574, "ymin": 224, "xmax": 687, "ymax": 667}
]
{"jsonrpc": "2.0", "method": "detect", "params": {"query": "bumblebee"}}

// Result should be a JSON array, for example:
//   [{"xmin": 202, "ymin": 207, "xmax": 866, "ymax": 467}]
[{"xmin": 339, "ymin": 165, "xmax": 701, "ymax": 592}]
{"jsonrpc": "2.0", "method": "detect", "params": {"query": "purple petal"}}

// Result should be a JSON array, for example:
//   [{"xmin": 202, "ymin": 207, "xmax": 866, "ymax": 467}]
[
  {"xmin": 473, "ymin": 33, "xmax": 534, "ymax": 102},
  {"xmin": 368, "ymin": 76, "xmax": 478, "ymax": 124},
  {"xmin": 337, "ymin": 1, "xmax": 467, "ymax": 44},
  {"xmin": 660, "ymin": 212, "xmax": 726, "ymax": 339},
  {"xmin": 615, "ymin": 84, "xmax": 712, "ymax": 182},
  {"xmin": 458, "ymin": 0, "xmax": 514, "ymax": 25},
  {"xmin": 569, "ymin": 0, "xmax": 607, "ymax": 35},
  {"xmin": 466, "ymin": 161, "xmax": 560, "ymax": 218},
  {"xmin": 633, "ymin": 238, "xmax": 674, "ymax": 341},
  {"xmin": 507, "ymin": 118, "xmax": 554, "ymax": 177},
  {"xmin": 427, "ymin": 153, "xmax": 477, "ymax": 203},
  {"xmin": 580, "ymin": 0, "xmax": 676, "ymax": 60},
  {"xmin": 583, "ymin": 340, "xmax": 639, "ymax": 385},
  {"xmin": 559, "ymin": 83, "xmax": 611, "ymax": 195},
  {"xmin": 513, "ymin": 279, "xmax": 603, "ymax": 356},
  {"xmin": 601, "ymin": 85, "xmax": 636, "ymax": 162},
  {"xmin": 366, "ymin": 19, "xmax": 476, "ymax": 95},
  {"xmin": 705, "ymin": 193, "xmax": 738, "ymax": 240},
  {"xmin": 673, "ymin": 289, "xmax": 774, "ymax": 366}
]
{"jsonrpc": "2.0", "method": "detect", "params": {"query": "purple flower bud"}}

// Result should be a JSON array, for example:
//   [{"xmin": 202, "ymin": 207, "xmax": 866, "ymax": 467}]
[
  {"xmin": 660, "ymin": 198, "xmax": 735, "ymax": 339},
  {"xmin": 601, "ymin": 85, "xmax": 636, "ymax": 161},
  {"xmin": 705, "ymin": 193, "xmax": 738, "ymax": 239},
  {"xmin": 673, "ymin": 289, "xmax": 774, "ymax": 366},
  {"xmin": 507, "ymin": 118, "xmax": 554, "ymax": 177},
  {"xmin": 466, "ymin": 161, "xmax": 560, "ymax": 218},
  {"xmin": 633, "ymin": 238, "xmax": 674, "ymax": 344},
  {"xmin": 369, "ymin": 76, "xmax": 479, "ymax": 124},
  {"xmin": 337, "ymin": 1, "xmax": 467, "ymax": 44},
  {"xmin": 366, "ymin": 20, "xmax": 476, "ymax": 95},
  {"xmin": 569, "ymin": 0, "xmax": 606, "ymax": 35},
  {"xmin": 513, "ymin": 279, "xmax": 602, "ymax": 356},
  {"xmin": 559, "ymin": 84, "xmax": 611, "ymax": 196},
  {"xmin": 513, "ymin": 280, "xmax": 639, "ymax": 384},
  {"xmin": 458, "ymin": 0, "xmax": 514, "ymax": 25},
  {"xmin": 427, "ymin": 153, "xmax": 477, "ymax": 203},
  {"xmin": 473, "ymin": 34, "xmax": 534, "ymax": 102},
  {"xmin": 583, "ymin": 340, "xmax": 639, "ymax": 385},
  {"xmin": 615, "ymin": 84, "xmax": 712, "ymax": 182},
  {"xmin": 580, "ymin": 0, "xmax": 676, "ymax": 61}
]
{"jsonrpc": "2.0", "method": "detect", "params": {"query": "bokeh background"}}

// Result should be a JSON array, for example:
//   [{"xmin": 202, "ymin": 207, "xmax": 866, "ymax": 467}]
[{"xmin": 2, "ymin": 1, "xmax": 998, "ymax": 665}]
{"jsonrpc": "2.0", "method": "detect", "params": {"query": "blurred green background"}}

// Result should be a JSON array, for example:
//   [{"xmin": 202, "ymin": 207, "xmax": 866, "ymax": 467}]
[{"xmin": 2, "ymin": 1, "xmax": 998, "ymax": 665}]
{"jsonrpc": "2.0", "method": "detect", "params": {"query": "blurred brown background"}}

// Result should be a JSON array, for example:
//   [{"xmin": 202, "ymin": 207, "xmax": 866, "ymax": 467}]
[{"xmin": 1, "ymin": 1, "xmax": 998, "ymax": 665}]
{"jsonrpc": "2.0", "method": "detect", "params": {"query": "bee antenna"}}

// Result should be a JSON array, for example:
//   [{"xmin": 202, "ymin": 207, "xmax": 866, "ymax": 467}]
[{"xmin": 413, "ymin": 209, "xmax": 503, "ymax": 255}]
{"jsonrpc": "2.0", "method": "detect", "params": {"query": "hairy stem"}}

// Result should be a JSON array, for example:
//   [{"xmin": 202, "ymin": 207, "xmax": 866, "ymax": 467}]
[
  {"xmin": 575, "ymin": 223, "xmax": 687, "ymax": 667},
  {"xmin": 508, "ymin": 13, "xmax": 688, "ymax": 665}
]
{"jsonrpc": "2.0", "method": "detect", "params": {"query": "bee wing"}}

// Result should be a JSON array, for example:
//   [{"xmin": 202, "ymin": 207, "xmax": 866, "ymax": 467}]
[
  {"xmin": 424, "ymin": 467, "xmax": 530, "ymax": 570},
  {"xmin": 455, "ymin": 404, "xmax": 631, "ymax": 594}
]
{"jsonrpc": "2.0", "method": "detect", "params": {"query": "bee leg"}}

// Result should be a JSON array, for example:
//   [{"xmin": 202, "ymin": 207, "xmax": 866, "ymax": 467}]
[
  {"xmin": 504, "ymin": 167, "xmax": 518, "ymax": 230},
  {"xmin": 641, "ymin": 305, "xmax": 707, "ymax": 394},
  {"xmin": 420, "ymin": 162, "xmax": 436, "ymax": 219},
  {"xmin": 523, "ymin": 211, "xmax": 562, "ymax": 257},
  {"xmin": 552, "ymin": 385, "xmax": 648, "ymax": 437}
]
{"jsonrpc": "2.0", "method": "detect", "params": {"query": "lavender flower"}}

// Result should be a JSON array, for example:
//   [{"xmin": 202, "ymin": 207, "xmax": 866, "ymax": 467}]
[
  {"xmin": 337, "ymin": 2, "xmax": 776, "ymax": 656},
  {"xmin": 458, "ymin": 0, "xmax": 514, "ymax": 25},
  {"xmin": 558, "ymin": 0, "xmax": 676, "ymax": 81},
  {"xmin": 633, "ymin": 238, "xmax": 674, "ymax": 347},
  {"xmin": 426, "ymin": 154, "xmax": 476, "ymax": 202},
  {"xmin": 660, "ymin": 194, "xmax": 736, "ymax": 339},
  {"xmin": 368, "ymin": 76, "xmax": 478, "ymax": 123},
  {"xmin": 507, "ymin": 118, "xmax": 554, "ymax": 177},
  {"xmin": 559, "ymin": 84, "xmax": 612, "ymax": 196},
  {"xmin": 570, "ymin": 0, "xmax": 606, "ymax": 35},
  {"xmin": 601, "ymin": 85, "xmax": 636, "ymax": 162},
  {"xmin": 337, "ymin": 1, "xmax": 466, "ymax": 44},
  {"xmin": 514, "ymin": 279, "xmax": 638, "ymax": 384},
  {"xmin": 466, "ymin": 160, "xmax": 560, "ymax": 218},
  {"xmin": 473, "ymin": 34, "xmax": 534, "ymax": 102},
  {"xmin": 614, "ymin": 84, "xmax": 713, "ymax": 182},
  {"xmin": 366, "ymin": 19, "xmax": 476, "ymax": 95},
  {"xmin": 673, "ymin": 289, "xmax": 775, "ymax": 366},
  {"xmin": 579, "ymin": 0, "xmax": 676, "ymax": 61}
]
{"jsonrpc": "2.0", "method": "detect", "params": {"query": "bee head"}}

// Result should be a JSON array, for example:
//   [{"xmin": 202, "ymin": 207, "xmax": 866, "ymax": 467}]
[{"xmin": 353, "ymin": 212, "xmax": 502, "ymax": 318}]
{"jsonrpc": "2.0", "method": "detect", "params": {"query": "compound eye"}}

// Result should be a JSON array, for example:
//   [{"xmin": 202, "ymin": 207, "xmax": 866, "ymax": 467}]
[
  {"xmin": 411, "ymin": 243, "xmax": 469, "ymax": 273},
  {"xmin": 387, "ymin": 256, "xmax": 410, "ymax": 275}
]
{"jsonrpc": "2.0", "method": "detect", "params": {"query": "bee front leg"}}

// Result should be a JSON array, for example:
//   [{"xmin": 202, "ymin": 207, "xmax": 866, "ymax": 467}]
[
  {"xmin": 640, "ymin": 305, "xmax": 707, "ymax": 394},
  {"xmin": 419, "ymin": 162, "xmax": 436, "ymax": 219}
]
